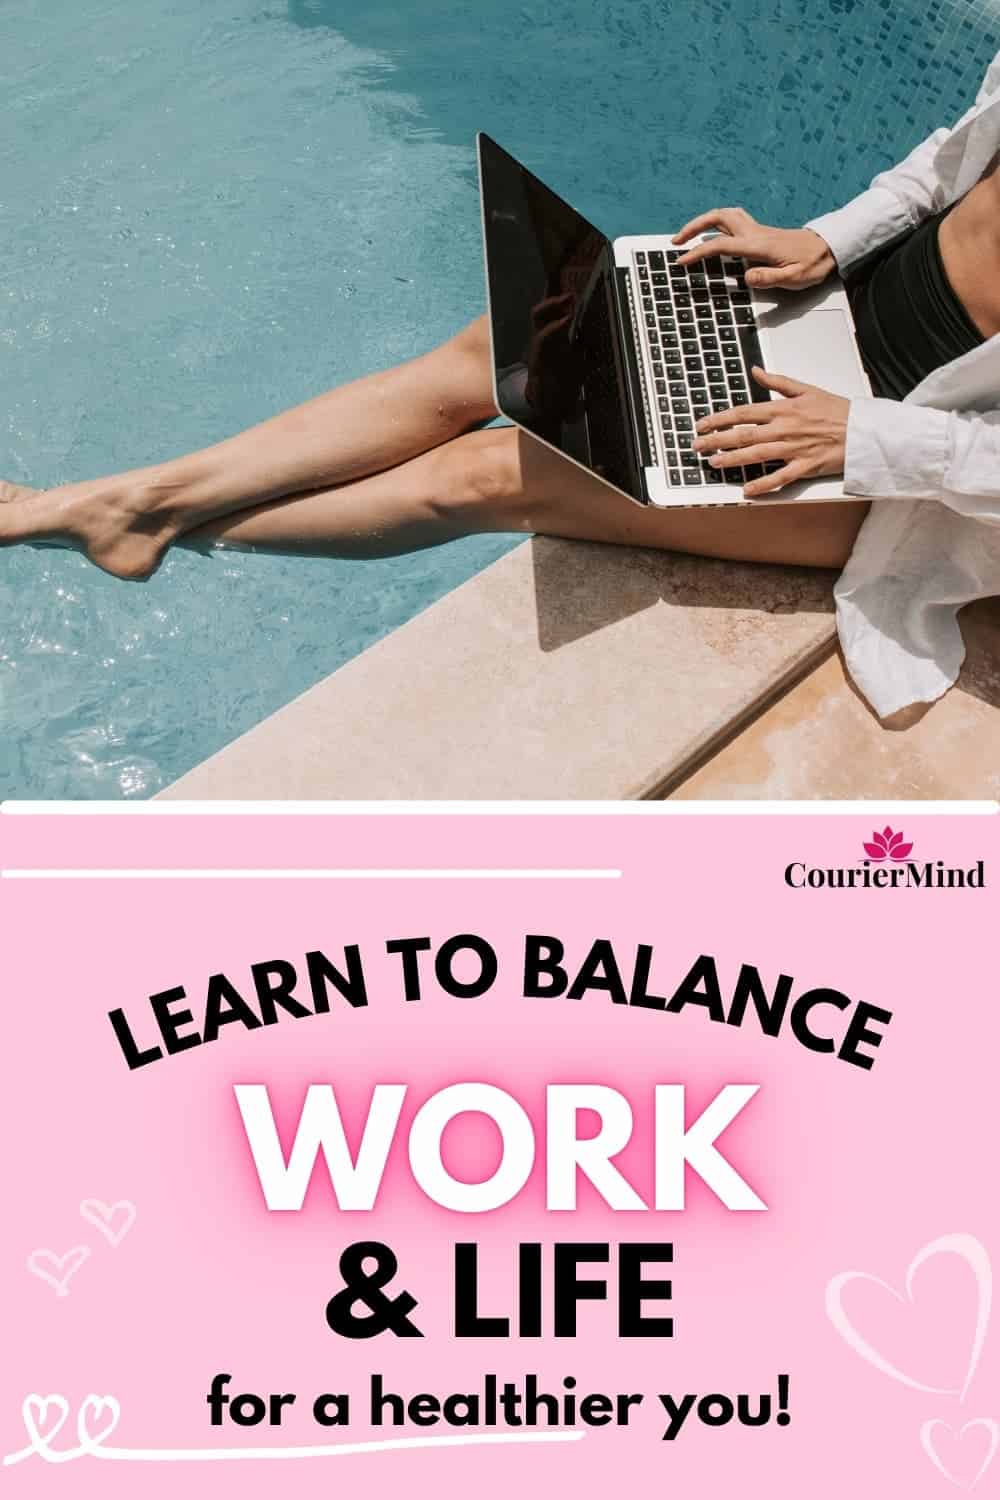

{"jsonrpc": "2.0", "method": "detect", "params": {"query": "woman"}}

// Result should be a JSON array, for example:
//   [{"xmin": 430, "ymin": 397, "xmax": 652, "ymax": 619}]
[{"xmin": 4, "ymin": 51, "xmax": 1000, "ymax": 719}]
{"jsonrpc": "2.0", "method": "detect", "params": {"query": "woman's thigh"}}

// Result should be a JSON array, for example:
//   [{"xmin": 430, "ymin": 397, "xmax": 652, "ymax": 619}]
[{"xmin": 495, "ymin": 428, "xmax": 870, "ymax": 570}]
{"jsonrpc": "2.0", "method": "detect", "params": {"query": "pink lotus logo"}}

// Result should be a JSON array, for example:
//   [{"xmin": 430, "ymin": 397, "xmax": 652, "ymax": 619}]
[{"xmin": 863, "ymin": 826, "xmax": 913, "ymax": 862}]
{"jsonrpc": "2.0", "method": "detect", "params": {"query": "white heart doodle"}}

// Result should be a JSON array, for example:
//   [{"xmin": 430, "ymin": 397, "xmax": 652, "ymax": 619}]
[
  {"xmin": 79, "ymin": 1199, "xmax": 137, "ymax": 1248},
  {"xmin": 21, "ymin": 1394, "xmax": 71, "ymax": 1457},
  {"xmin": 26, "ymin": 1246, "xmax": 91, "ymax": 1298},
  {"xmin": 920, "ymin": 1418, "xmax": 1000, "ymax": 1491},
  {"xmin": 826, "ymin": 1233, "xmax": 992, "ymax": 1399},
  {"xmin": 77, "ymin": 1394, "xmax": 121, "ymax": 1451}
]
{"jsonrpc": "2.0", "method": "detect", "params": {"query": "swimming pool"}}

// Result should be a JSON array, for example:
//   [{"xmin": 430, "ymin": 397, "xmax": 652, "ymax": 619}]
[{"xmin": 2, "ymin": 0, "xmax": 995, "ymax": 798}]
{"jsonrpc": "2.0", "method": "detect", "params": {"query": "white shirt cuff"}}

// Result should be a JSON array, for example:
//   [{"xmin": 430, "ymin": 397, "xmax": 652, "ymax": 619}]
[
  {"xmin": 844, "ymin": 398, "xmax": 950, "ymax": 500},
  {"xmin": 805, "ymin": 188, "xmax": 915, "ymax": 272}
]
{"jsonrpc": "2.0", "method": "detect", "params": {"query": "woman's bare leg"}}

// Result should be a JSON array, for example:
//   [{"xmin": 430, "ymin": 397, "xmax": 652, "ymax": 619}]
[
  {"xmin": 183, "ymin": 425, "xmax": 870, "ymax": 570},
  {"xmin": 0, "ymin": 318, "xmax": 497, "ymax": 578},
  {"xmin": 2, "ymin": 311, "xmax": 867, "ymax": 573}
]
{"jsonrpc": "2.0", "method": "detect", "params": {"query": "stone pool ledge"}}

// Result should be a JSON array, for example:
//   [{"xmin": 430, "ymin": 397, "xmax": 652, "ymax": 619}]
[{"xmin": 159, "ymin": 538, "xmax": 838, "ymax": 800}]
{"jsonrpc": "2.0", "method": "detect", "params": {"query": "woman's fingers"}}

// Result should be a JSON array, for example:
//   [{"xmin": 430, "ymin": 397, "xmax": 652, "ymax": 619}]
[
  {"xmin": 744, "ymin": 460, "xmax": 808, "ymax": 497},
  {"xmin": 751, "ymin": 365, "xmax": 810, "ymax": 397},
  {"xmin": 693, "ymin": 423, "xmax": 763, "ymax": 453},
  {"xmin": 675, "ymin": 236, "xmax": 757, "ymax": 267},
  {"xmin": 706, "ymin": 442, "xmax": 793, "ymax": 469},
  {"xmin": 696, "ymin": 399, "xmax": 776, "ymax": 433},
  {"xmin": 673, "ymin": 207, "xmax": 750, "ymax": 243},
  {"xmin": 745, "ymin": 263, "xmax": 801, "ymax": 288}
]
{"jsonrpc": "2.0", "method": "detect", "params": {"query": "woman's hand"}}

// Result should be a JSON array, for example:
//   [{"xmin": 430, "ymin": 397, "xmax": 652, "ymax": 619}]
[
  {"xmin": 693, "ymin": 368, "xmax": 849, "ymax": 497},
  {"xmin": 672, "ymin": 207, "xmax": 836, "ymax": 290}
]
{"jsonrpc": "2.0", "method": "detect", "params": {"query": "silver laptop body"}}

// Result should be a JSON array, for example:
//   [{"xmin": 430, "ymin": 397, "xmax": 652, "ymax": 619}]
[{"xmin": 477, "ymin": 132, "xmax": 871, "ymax": 510}]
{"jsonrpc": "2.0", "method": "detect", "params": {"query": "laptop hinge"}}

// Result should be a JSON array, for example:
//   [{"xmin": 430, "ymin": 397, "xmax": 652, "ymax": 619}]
[{"xmin": 613, "ymin": 265, "xmax": 653, "ymax": 502}]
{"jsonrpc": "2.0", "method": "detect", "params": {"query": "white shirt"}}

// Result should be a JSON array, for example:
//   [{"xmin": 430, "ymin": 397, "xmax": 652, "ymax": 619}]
[{"xmin": 803, "ymin": 50, "xmax": 1000, "ymax": 718}]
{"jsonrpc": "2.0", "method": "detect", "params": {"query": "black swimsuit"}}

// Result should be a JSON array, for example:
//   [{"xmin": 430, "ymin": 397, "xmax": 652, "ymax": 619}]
[{"xmin": 845, "ymin": 203, "xmax": 985, "ymax": 400}]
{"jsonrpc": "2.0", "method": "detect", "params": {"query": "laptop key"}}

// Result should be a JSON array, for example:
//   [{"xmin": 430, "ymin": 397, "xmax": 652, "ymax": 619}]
[
  {"xmin": 669, "ymin": 382, "xmax": 687, "ymax": 398},
  {"xmin": 672, "ymin": 397, "xmax": 690, "ymax": 413},
  {"xmin": 704, "ymin": 351, "xmax": 721, "ymax": 367},
  {"xmin": 677, "ymin": 309, "xmax": 695, "ymax": 324},
  {"xmin": 724, "ymin": 359, "xmax": 743, "ymax": 376},
  {"xmin": 658, "ymin": 397, "xmax": 670, "ymax": 412},
  {"xmin": 668, "ymin": 467, "xmax": 682, "ymax": 485},
  {"xmin": 675, "ymin": 415, "xmax": 693, "ymax": 431},
  {"xmin": 648, "ymin": 250, "xmax": 666, "ymax": 271},
  {"xmin": 655, "ymin": 379, "xmax": 667, "ymax": 394},
  {"xmin": 709, "ymin": 384, "xmax": 727, "ymax": 402},
  {"xmin": 651, "ymin": 272, "xmax": 669, "ymax": 285},
  {"xmin": 717, "ymin": 310, "xmax": 734, "ymax": 326},
  {"xmin": 693, "ymin": 404, "xmax": 710, "ymax": 418},
  {"xmin": 743, "ymin": 464, "xmax": 766, "ymax": 480},
  {"xmin": 662, "ymin": 334, "xmax": 680, "ymax": 349},
  {"xmin": 697, "ymin": 319, "xmax": 715, "ymax": 336},
  {"xmin": 689, "ymin": 372, "xmax": 706, "ymax": 388}
]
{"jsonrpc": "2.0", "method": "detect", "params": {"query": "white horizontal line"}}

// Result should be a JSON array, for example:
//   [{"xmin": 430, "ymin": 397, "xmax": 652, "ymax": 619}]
[
  {"xmin": 0, "ymin": 868, "xmax": 621, "ymax": 881},
  {"xmin": 3, "ymin": 1430, "xmax": 584, "ymax": 1467},
  {"xmin": 3, "ymin": 801, "xmax": 996, "ymax": 816}
]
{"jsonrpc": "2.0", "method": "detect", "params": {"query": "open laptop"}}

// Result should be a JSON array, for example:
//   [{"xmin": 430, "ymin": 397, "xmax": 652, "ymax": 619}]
[{"xmin": 477, "ymin": 132, "xmax": 871, "ymax": 509}]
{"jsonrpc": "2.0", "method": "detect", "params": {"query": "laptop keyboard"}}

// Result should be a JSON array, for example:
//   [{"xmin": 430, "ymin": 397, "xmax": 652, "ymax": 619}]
[{"xmin": 634, "ymin": 247, "xmax": 779, "ymax": 488}]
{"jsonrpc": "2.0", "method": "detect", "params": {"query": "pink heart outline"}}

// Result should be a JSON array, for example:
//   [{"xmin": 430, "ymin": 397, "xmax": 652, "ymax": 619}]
[
  {"xmin": 920, "ymin": 1418, "xmax": 999, "ymax": 1491},
  {"xmin": 825, "ymin": 1233, "xmax": 992, "ymax": 1400},
  {"xmin": 26, "ymin": 1246, "xmax": 91, "ymax": 1298},
  {"xmin": 21, "ymin": 1394, "xmax": 71, "ymax": 1456},
  {"xmin": 79, "ymin": 1198, "xmax": 137, "ymax": 1249},
  {"xmin": 76, "ymin": 1394, "xmax": 121, "ymax": 1451}
]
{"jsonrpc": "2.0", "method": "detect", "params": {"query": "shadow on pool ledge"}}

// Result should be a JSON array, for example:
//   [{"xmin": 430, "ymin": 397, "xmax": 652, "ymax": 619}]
[{"xmin": 529, "ymin": 533, "xmax": 835, "ymax": 654}]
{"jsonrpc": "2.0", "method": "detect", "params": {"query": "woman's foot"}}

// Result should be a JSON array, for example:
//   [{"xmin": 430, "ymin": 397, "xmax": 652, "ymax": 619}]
[{"xmin": 0, "ymin": 478, "xmax": 180, "ymax": 579}]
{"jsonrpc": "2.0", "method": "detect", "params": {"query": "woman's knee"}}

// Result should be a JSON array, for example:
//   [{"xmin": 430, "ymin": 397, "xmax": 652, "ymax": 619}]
[
  {"xmin": 429, "ymin": 429, "xmax": 524, "ymax": 527},
  {"xmin": 427, "ymin": 316, "xmax": 497, "ymax": 428}
]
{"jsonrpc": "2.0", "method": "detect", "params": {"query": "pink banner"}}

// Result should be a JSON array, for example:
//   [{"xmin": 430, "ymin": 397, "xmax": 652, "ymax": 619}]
[{"xmin": 2, "ymin": 809, "xmax": 996, "ymax": 1495}]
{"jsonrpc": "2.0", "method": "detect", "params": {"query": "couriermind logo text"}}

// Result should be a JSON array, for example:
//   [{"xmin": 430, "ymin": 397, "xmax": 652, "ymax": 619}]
[{"xmin": 785, "ymin": 827, "xmax": 986, "ymax": 890}]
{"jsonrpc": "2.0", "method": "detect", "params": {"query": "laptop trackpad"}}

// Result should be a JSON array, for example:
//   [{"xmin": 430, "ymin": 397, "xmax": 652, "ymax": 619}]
[{"xmin": 760, "ymin": 308, "xmax": 868, "ymax": 398}]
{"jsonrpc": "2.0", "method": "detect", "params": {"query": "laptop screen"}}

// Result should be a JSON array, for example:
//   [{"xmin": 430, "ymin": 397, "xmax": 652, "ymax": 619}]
[{"xmin": 477, "ymin": 133, "xmax": 645, "ymax": 503}]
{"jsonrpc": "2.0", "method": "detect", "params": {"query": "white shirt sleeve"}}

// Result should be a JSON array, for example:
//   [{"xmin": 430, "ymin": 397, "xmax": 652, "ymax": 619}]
[
  {"xmin": 844, "ymin": 399, "xmax": 1000, "ymax": 526},
  {"xmin": 802, "ymin": 51, "xmax": 1000, "ymax": 271}
]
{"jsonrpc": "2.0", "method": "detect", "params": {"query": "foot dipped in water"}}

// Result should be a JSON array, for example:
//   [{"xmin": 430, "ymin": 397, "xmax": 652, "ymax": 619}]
[{"xmin": 0, "ymin": 477, "xmax": 180, "ymax": 579}]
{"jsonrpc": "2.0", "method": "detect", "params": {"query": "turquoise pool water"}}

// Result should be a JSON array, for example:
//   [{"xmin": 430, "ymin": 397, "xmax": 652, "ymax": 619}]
[{"xmin": 2, "ymin": 0, "xmax": 996, "ymax": 797}]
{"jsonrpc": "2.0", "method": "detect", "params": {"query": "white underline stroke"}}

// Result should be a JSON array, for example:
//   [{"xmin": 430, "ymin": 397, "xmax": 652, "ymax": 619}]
[
  {"xmin": 3, "ymin": 1431, "xmax": 583, "ymax": 1466},
  {"xmin": 0, "ymin": 868, "xmax": 620, "ymax": 881}
]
